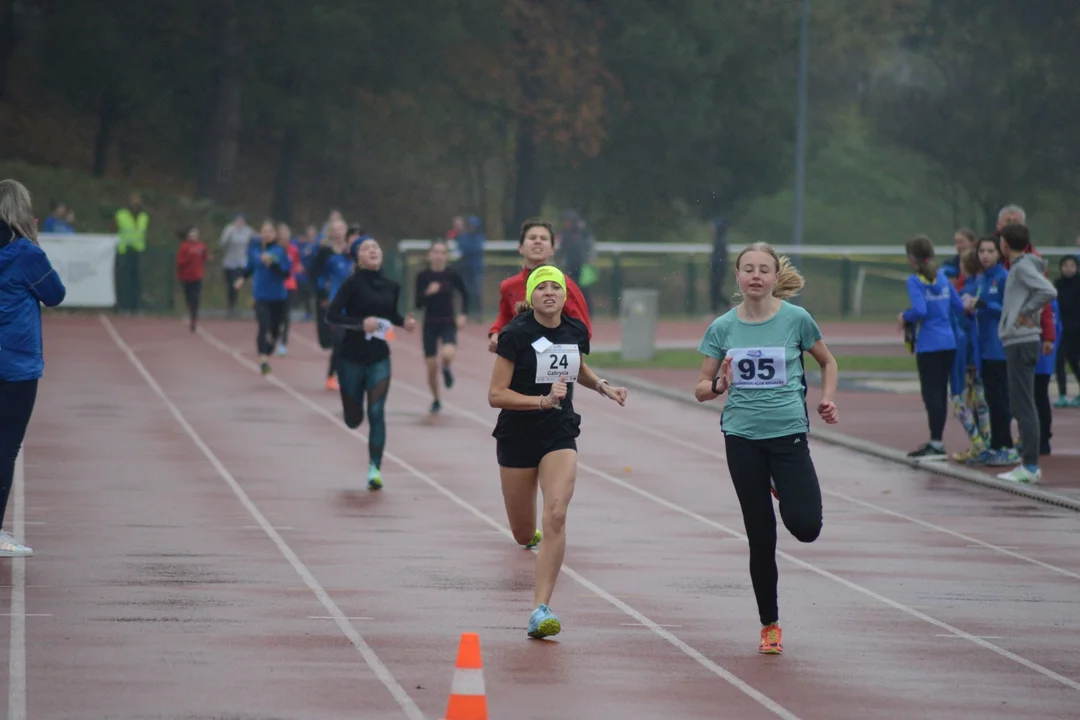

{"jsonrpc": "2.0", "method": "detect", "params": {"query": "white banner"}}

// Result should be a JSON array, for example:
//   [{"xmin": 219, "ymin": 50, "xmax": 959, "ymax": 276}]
[{"xmin": 37, "ymin": 233, "xmax": 120, "ymax": 307}]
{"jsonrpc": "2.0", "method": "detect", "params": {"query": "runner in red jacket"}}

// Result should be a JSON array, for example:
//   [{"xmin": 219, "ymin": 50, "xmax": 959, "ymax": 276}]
[
  {"xmin": 176, "ymin": 226, "xmax": 209, "ymax": 331},
  {"xmin": 487, "ymin": 219, "xmax": 593, "ymax": 352}
]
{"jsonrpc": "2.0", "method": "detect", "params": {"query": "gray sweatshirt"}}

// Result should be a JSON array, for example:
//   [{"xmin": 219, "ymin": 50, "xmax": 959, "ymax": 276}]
[
  {"xmin": 219, "ymin": 224, "xmax": 254, "ymax": 270},
  {"xmin": 998, "ymin": 252, "xmax": 1058, "ymax": 346}
]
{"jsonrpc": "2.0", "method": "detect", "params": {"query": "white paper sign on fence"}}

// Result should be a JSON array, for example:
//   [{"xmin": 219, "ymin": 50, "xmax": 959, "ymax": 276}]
[{"xmin": 37, "ymin": 233, "xmax": 120, "ymax": 307}]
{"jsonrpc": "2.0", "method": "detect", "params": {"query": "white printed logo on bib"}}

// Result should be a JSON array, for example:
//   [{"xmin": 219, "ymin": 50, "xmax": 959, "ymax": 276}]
[
  {"xmin": 366, "ymin": 317, "xmax": 393, "ymax": 341},
  {"xmin": 726, "ymin": 347, "xmax": 787, "ymax": 388},
  {"xmin": 532, "ymin": 337, "xmax": 581, "ymax": 384}
]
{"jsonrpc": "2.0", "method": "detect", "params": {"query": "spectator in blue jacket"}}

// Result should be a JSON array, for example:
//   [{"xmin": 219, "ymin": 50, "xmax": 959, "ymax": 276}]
[
  {"xmin": 233, "ymin": 219, "xmax": 291, "ymax": 376},
  {"xmin": 964, "ymin": 237, "xmax": 1016, "ymax": 467},
  {"xmin": 948, "ymin": 250, "xmax": 990, "ymax": 462},
  {"xmin": 899, "ymin": 234, "xmax": 964, "ymax": 461},
  {"xmin": 0, "ymin": 179, "xmax": 66, "ymax": 558}
]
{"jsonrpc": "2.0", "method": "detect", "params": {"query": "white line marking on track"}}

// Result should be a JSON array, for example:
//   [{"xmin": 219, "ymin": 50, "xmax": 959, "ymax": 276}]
[
  {"xmin": 310, "ymin": 616, "xmax": 374, "ymax": 620},
  {"xmin": 370, "ymin": 332, "xmax": 1080, "ymax": 583},
  {"xmin": 0, "ymin": 614, "xmax": 50, "ymax": 617},
  {"xmin": 351, "ymin": 359, "xmax": 1080, "ymax": 693},
  {"xmin": 7, "ymin": 451, "xmax": 28, "ymax": 720},
  {"xmin": 198, "ymin": 325, "xmax": 804, "ymax": 720},
  {"xmin": 622, "ymin": 623, "xmax": 683, "ymax": 628},
  {"xmin": 936, "ymin": 634, "xmax": 1003, "ymax": 639},
  {"xmin": 103, "ymin": 316, "xmax": 427, "ymax": 720}
]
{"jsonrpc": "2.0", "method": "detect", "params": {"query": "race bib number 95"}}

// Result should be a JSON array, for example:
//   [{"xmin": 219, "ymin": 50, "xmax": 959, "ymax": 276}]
[
  {"xmin": 533, "ymin": 339, "xmax": 581, "ymax": 384},
  {"xmin": 726, "ymin": 347, "xmax": 787, "ymax": 388}
]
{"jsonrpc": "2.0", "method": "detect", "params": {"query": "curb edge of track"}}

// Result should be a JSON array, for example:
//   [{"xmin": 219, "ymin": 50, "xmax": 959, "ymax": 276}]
[{"xmin": 595, "ymin": 367, "xmax": 1080, "ymax": 513}]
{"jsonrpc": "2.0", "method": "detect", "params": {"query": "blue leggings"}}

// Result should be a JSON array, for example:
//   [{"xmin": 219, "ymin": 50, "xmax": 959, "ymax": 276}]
[{"xmin": 337, "ymin": 357, "xmax": 391, "ymax": 469}]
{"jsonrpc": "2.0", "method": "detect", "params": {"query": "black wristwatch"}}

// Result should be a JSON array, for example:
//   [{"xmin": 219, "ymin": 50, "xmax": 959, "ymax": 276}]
[{"xmin": 711, "ymin": 375, "xmax": 725, "ymax": 395}]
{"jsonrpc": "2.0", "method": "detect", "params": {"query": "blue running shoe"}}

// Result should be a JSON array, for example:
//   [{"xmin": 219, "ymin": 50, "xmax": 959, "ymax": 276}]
[
  {"xmin": 367, "ymin": 463, "xmax": 383, "ymax": 491},
  {"xmin": 527, "ymin": 604, "xmax": 561, "ymax": 639}
]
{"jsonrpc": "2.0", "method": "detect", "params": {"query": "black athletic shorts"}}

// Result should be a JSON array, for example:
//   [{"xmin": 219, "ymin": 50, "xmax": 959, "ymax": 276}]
[
  {"xmin": 422, "ymin": 321, "xmax": 458, "ymax": 357},
  {"xmin": 496, "ymin": 435, "xmax": 577, "ymax": 469}
]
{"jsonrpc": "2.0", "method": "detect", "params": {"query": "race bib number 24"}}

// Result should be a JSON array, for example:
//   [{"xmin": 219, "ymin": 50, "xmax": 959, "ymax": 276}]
[
  {"xmin": 532, "ymin": 338, "xmax": 581, "ymax": 384},
  {"xmin": 726, "ymin": 347, "xmax": 787, "ymax": 388}
]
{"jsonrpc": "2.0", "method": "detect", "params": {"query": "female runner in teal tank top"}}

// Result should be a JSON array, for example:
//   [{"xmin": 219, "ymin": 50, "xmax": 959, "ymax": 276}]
[{"xmin": 694, "ymin": 242, "xmax": 840, "ymax": 656}]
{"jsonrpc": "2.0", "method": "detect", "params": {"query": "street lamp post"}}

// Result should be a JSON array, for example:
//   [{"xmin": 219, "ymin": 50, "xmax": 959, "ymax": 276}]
[{"xmin": 792, "ymin": 0, "xmax": 809, "ymax": 275}]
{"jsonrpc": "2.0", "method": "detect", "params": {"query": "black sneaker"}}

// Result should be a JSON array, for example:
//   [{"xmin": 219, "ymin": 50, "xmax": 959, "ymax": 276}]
[
  {"xmin": 443, "ymin": 366, "xmax": 454, "ymax": 389},
  {"xmin": 430, "ymin": 399, "xmax": 441, "ymax": 414},
  {"xmin": 908, "ymin": 443, "xmax": 946, "ymax": 461},
  {"xmin": 260, "ymin": 361, "xmax": 271, "ymax": 376}
]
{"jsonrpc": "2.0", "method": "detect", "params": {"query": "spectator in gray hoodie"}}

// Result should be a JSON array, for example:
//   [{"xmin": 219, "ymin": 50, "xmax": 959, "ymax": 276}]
[{"xmin": 995, "ymin": 223, "xmax": 1057, "ymax": 485}]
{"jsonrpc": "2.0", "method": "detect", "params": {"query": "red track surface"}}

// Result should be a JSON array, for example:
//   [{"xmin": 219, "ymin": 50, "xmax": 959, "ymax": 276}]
[{"xmin": 3, "ymin": 314, "xmax": 1080, "ymax": 719}]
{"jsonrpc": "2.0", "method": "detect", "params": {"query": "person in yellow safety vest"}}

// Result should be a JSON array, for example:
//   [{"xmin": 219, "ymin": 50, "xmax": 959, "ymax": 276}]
[
  {"xmin": 115, "ymin": 193, "xmax": 149, "ymax": 254},
  {"xmin": 114, "ymin": 193, "xmax": 149, "ymax": 312}
]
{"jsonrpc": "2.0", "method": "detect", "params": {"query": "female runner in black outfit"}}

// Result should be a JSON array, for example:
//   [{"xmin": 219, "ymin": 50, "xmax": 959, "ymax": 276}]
[
  {"xmin": 327, "ymin": 238, "xmax": 416, "ymax": 489},
  {"xmin": 414, "ymin": 239, "xmax": 468, "ymax": 413},
  {"xmin": 488, "ymin": 265, "xmax": 628, "ymax": 639}
]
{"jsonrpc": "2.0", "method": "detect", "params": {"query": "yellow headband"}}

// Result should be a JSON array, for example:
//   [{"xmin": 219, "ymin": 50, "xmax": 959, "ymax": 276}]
[{"xmin": 526, "ymin": 265, "xmax": 566, "ymax": 304}]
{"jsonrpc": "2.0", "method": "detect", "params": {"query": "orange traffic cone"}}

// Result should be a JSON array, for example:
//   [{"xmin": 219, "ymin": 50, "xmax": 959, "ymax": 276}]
[{"xmin": 443, "ymin": 632, "xmax": 487, "ymax": 720}]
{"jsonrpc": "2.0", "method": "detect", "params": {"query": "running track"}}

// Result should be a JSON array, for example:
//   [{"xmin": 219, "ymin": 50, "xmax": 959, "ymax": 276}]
[{"xmin": 2, "ymin": 314, "xmax": 1079, "ymax": 719}]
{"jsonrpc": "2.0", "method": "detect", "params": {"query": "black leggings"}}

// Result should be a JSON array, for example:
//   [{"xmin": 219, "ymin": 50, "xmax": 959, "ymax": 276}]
[
  {"xmin": 725, "ymin": 432, "xmax": 823, "ymax": 627},
  {"xmin": 182, "ymin": 280, "xmax": 202, "ymax": 329},
  {"xmin": 980, "ymin": 359, "xmax": 1013, "ymax": 450},
  {"xmin": 1056, "ymin": 329, "xmax": 1080, "ymax": 397},
  {"xmin": 0, "ymin": 379, "xmax": 38, "ymax": 531},
  {"xmin": 338, "ymin": 357, "xmax": 391, "ymax": 469},
  {"xmin": 255, "ymin": 300, "xmax": 287, "ymax": 356},
  {"xmin": 280, "ymin": 291, "xmax": 294, "ymax": 346},
  {"xmin": 1035, "ymin": 374, "xmax": 1052, "ymax": 449},
  {"xmin": 224, "ymin": 268, "xmax": 244, "ymax": 314},
  {"xmin": 916, "ymin": 350, "xmax": 955, "ymax": 442}
]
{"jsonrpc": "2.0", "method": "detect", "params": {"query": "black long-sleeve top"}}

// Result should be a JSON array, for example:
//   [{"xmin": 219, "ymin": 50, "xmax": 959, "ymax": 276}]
[
  {"xmin": 326, "ymin": 268, "xmax": 405, "ymax": 365},
  {"xmin": 414, "ymin": 267, "xmax": 468, "ymax": 324}
]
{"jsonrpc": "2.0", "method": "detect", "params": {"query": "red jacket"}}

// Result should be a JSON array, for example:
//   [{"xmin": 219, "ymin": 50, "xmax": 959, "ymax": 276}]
[
  {"xmin": 1003, "ymin": 247, "xmax": 1055, "ymax": 343},
  {"xmin": 176, "ymin": 240, "xmax": 208, "ymax": 282},
  {"xmin": 489, "ymin": 266, "xmax": 593, "ymax": 338},
  {"xmin": 284, "ymin": 243, "xmax": 301, "ymax": 291}
]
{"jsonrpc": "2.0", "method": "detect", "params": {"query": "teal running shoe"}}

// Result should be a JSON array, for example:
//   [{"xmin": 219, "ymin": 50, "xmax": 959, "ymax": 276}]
[
  {"xmin": 527, "ymin": 604, "xmax": 560, "ymax": 639},
  {"xmin": 367, "ymin": 463, "xmax": 383, "ymax": 491},
  {"xmin": 524, "ymin": 529, "xmax": 542, "ymax": 549}
]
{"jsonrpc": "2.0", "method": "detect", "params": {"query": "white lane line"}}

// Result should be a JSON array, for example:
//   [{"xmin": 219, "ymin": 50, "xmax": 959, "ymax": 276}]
[
  {"xmin": 102, "ymin": 316, "xmax": 427, "ymax": 720},
  {"xmin": 6, "ymin": 451, "xmax": 28, "ymax": 720},
  {"xmin": 310, "ymin": 616, "xmax": 374, "ymax": 621},
  {"xmin": 197, "ymin": 325, "xmax": 804, "ymax": 720},
  {"xmin": 364, "ymin": 363, "xmax": 1080, "ymax": 693},
  {"xmin": 380, "ymin": 330, "xmax": 1080, "ymax": 585},
  {"xmin": 936, "ymin": 634, "xmax": 1003, "ymax": 639}
]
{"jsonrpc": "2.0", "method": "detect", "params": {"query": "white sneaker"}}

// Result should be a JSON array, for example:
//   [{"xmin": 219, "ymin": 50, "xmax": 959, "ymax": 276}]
[
  {"xmin": 0, "ymin": 530, "xmax": 33, "ymax": 557},
  {"xmin": 996, "ymin": 466, "xmax": 1042, "ymax": 484}
]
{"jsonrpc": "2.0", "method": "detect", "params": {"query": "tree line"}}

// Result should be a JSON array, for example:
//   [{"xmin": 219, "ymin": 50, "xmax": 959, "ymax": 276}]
[{"xmin": 0, "ymin": 0, "xmax": 1075, "ymax": 241}]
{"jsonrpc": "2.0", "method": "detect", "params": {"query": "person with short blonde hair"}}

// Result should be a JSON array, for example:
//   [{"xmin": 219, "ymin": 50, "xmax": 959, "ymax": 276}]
[{"xmin": 0, "ymin": 179, "xmax": 66, "ymax": 558}]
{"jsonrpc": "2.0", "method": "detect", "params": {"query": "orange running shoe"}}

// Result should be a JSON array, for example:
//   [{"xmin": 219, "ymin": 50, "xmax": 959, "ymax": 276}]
[
  {"xmin": 759, "ymin": 623, "xmax": 782, "ymax": 654},
  {"xmin": 325, "ymin": 375, "xmax": 339, "ymax": 391}
]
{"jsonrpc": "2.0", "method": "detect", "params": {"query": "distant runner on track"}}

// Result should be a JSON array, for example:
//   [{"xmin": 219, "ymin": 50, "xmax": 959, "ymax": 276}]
[
  {"xmin": 327, "ymin": 237, "xmax": 416, "ymax": 490},
  {"xmin": 487, "ymin": 219, "xmax": 592, "ymax": 354},
  {"xmin": 487, "ymin": 265, "xmax": 627, "ymax": 639},
  {"xmin": 694, "ymin": 242, "xmax": 839, "ymax": 656},
  {"xmin": 414, "ymin": 239, "xmax": 468, "ymax": 414}
]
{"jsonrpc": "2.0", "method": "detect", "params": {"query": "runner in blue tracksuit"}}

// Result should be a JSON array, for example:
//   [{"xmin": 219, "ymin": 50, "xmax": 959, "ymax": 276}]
[
  {"xmin": 308, "ymin": 222, "xmax": 355, "ymax": 389},
  {"xmin": 967, "ymin": 237, "xmax": 1016, "ymax": 466},
  {"xmin": 233, "ymin": 220, "xmax": 291, "ymax": 375}
]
